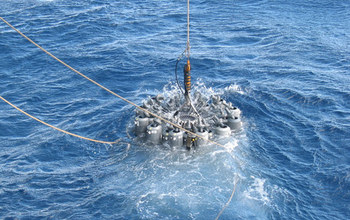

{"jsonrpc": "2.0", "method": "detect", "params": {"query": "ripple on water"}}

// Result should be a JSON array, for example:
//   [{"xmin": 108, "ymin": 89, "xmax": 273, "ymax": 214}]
[{"xmin": 1, "ymin": 0, "xmax": 350, "ymax": 219}]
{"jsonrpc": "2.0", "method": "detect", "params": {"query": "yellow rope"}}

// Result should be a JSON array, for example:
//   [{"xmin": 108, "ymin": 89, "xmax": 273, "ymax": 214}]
[
  {"xmin": 215, "ymin": 176, "xmax": 239, "ymax": 220},
  {"xmin": 0, "ymin": 16, "xmax": 226, "ymax": 149},
  {"xmin": 0, "ymin": 96, "xmax": 118, "ymax": 144}
]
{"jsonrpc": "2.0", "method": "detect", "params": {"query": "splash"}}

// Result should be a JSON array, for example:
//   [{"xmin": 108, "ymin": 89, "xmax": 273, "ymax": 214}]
[
  {"xmin": 160, "ymin": 80, "xmax": 245, "ymax": 100},
  {"xmin": 244, "ymin": 176, "xmax": 270, "ymax": 205}
]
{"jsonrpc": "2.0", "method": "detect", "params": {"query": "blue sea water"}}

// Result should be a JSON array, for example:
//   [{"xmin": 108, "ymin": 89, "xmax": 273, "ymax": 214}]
[{"xmin": 1, "ymin": 0, "xmax": 350, "ymax": 219}]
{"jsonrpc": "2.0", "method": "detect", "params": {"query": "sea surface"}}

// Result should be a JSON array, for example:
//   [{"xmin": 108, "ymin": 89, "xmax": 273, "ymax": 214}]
[{"xmin": 1, "ymin": 0, "xmax": 350, "ymax": 219}]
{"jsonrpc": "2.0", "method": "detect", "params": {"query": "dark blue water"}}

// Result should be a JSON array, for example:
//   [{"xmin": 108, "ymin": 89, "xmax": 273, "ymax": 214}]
[{"xmin": 1, "ymin": 0, "xmax": 350, "ymax": 219}]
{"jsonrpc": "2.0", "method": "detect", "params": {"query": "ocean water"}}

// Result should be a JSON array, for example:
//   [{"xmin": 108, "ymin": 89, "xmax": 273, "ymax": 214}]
[{"xmin": 1, "ymin": 0, "xmax": 350, "ymax": 219}]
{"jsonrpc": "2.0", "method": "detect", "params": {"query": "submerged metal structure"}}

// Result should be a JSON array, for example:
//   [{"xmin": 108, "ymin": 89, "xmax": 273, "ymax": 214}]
[
  {"xmin": 134, "ymin": 91, "xmax": 242, "ymax": 149},
  {"xmin": 134, "ymin": 0, "xmax": 242, "ymax": 149}
]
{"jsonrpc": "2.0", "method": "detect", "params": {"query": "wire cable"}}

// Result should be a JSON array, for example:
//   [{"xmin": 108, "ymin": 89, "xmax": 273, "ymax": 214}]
[
  {"xmin": 186, "ymin": 0, "xmax": 190, "ymax": 58},
  {"xmin": 175, "ymin": 50, "xmax": 186, "ymax": 94}
]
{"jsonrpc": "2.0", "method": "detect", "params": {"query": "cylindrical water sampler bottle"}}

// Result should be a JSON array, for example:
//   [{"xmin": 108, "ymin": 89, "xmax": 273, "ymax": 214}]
[
  {"xmin": 168, "ymin": 128, "xmax": 184, "ymax": 148},
  {"xmin": 135, "ymin": 115, "xmax": 149, "ymax": 136},
  {"xmin": 146, "ymin": 121, "xmax": 162, "ymax": 144}
]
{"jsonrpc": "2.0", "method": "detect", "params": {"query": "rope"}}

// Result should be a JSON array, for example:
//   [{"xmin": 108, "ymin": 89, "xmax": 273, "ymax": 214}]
[
  {"xmin": 0, "ymin": 16, "xmax": 227, "ymax": 149},
  {"xmin": 0, "ymin": 96, "xmax": 118, "ymax": 144},
  {"xmin": 186, "ymin": 0, "xmax": 190, "ymax": 58},
  {"xmin": 215, "ymin": 176, "xmax": 239, "ymax": 220}
]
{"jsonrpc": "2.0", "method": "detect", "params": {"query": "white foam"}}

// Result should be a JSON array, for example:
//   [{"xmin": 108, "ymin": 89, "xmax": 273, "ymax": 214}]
[
  {"xmin": 223, "ymin": 139, "xmax": 239, "ymax": 151},
  {"xmin": 160, "ymin": 80, "xmax": 244, "ymax": 100},
  {"xmin": 243, "ymin": 176, "xmax": 270, "ymax": 205},
  {"xmin": 224, "ymin": 83, "xmax": 245, "ymax": 95}
]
